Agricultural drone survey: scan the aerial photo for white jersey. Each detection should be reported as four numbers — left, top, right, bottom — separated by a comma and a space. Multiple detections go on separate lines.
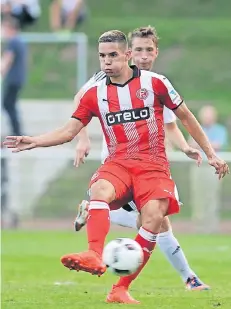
81, 71, 177, 163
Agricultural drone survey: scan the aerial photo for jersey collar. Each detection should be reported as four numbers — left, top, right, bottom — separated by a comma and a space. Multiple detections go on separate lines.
105, 65, 141, 87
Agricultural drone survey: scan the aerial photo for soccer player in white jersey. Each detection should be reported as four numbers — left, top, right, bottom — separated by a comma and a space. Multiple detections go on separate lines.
73, 26, 210, 291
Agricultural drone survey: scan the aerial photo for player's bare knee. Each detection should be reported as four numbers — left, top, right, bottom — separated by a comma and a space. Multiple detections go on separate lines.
160, 216, 171, 233
90, 179, 115, 203
142, 211, 164, 229
141, 199, 169, 232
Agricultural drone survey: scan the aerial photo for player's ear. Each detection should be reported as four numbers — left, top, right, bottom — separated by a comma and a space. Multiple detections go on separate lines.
156, 48, 159, 58
125, 49, 132, 61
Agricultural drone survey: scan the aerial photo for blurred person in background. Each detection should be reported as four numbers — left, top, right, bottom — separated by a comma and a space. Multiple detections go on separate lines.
1, 0, 41, 29
1, 16, 27, 136
49, 0, 87, 33
189, 105, 228, 152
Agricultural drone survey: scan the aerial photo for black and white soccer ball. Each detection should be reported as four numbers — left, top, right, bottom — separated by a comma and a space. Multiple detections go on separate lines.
102, 238, 143, 276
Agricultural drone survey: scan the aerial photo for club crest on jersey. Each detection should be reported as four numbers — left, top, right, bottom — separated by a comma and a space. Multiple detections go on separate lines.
106, 107, 150, 126
136, 88, 149, 100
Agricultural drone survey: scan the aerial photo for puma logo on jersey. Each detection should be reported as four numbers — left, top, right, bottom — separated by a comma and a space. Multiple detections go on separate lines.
164, 189, 173, 195
106, 107, 150, 126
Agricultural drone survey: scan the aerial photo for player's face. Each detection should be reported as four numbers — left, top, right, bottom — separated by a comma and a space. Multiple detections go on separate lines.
98, 42, 131, 77
131, 37, 158, 71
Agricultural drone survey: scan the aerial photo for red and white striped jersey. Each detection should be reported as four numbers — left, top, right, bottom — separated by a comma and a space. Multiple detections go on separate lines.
72, 66, 183, 166
82, 70, 177, 124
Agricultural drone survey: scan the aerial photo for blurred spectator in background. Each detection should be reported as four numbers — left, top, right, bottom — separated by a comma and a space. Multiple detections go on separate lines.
49, 0, 87, 33
1, 16, 27, 136
1, 0, 41, 29
188, 105, 228, 152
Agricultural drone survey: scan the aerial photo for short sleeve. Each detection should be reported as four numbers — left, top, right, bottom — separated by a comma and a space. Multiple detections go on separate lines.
81, 76, 96, 92
163, 106, 176, 124
72, 87, 97, 126
82, 71, 106, 92
153, 75, 183, 110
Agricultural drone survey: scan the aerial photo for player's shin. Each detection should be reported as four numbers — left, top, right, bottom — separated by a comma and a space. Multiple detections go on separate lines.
114, 199, 169, 288
115, 226, 158, 288
87, 200, 110, 256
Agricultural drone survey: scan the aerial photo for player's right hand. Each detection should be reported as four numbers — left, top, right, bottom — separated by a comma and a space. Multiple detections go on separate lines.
208, 155, 230, 179
183, 146, 202, 167
74, 138, 91, 167
3, 136, 37, 152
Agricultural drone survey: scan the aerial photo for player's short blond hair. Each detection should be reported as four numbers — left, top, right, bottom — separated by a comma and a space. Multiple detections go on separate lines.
98, 30, 128, 48
128, 26, 159, 47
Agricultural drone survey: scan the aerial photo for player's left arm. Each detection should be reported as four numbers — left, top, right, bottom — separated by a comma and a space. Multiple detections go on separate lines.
165, 121, 202, 165
164, 108, 192, 152
156, 76, 229, 178
165, 121, 188, 151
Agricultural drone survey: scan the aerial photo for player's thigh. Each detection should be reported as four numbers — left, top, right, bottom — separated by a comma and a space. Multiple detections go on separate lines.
141, 199, 169, 223
140, 199, 169, 233
89, 161, 132, 206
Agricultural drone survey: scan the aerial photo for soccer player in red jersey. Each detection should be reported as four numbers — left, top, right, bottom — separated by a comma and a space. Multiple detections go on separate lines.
73, 26, 210, 293
4, 30, 229, 304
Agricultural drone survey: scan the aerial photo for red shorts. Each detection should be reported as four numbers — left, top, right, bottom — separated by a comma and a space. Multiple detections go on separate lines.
89, 158, 179, 215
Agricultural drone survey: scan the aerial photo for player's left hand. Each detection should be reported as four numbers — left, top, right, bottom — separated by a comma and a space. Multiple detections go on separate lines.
3, 136, 37, 152
74, 138, 91, 167
183, 146, 203, 166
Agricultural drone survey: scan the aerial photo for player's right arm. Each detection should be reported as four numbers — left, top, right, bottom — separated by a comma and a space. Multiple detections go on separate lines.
73, 88, 91, 167
154, 75, 230, 179
4, 118, 84, 152
164, 120, 202, 166
4, 88, 96, 153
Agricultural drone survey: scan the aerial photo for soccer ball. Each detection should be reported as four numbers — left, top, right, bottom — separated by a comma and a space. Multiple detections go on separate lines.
102, 238, 143, 276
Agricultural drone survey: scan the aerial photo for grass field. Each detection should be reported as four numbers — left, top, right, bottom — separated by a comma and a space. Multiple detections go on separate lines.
2, 230, 231, 309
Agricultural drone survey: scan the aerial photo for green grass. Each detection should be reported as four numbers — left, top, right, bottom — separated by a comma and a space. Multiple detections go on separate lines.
2, 231, 231, 309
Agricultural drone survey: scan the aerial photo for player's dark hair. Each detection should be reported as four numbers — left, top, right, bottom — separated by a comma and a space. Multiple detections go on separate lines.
1, 15, 21, 30
98, 30, 128, 48
128, 26, 159, 47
